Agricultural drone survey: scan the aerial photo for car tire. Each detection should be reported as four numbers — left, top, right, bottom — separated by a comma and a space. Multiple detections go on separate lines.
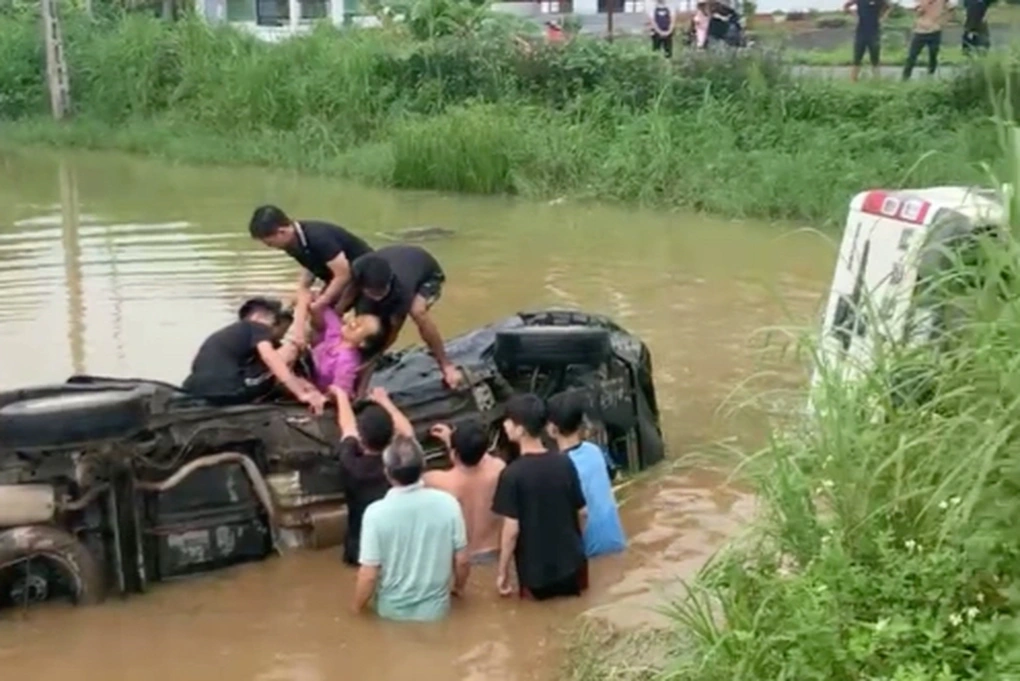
0, 388, 149, 449
494, 326, 611, 368
0, 525, 104, 607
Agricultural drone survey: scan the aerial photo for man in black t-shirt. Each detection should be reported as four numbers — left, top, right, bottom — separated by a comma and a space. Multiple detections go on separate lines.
844, 0, 889, 81
340, 245, 462, 389
330, 384, 415, 566
492, 393, 588, 601
248, 205, 373, 316
182, 297, 326, 412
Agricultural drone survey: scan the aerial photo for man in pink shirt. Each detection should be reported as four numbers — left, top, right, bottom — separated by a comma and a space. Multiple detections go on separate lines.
424, 420, 505, 565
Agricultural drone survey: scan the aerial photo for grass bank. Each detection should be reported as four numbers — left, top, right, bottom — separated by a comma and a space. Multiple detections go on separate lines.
0, 9, 1017, 225
566, 126, 1020, 679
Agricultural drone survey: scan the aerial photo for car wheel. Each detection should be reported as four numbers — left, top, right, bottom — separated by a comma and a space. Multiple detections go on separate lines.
494, 326, 611, 368
0, 526, 104, 608
0, 388, 149, 449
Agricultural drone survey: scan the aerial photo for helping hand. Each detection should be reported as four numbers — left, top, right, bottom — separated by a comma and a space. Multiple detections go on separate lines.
441, 364, 464, 390
300, 390, 327, 415
429, 423, 453, 447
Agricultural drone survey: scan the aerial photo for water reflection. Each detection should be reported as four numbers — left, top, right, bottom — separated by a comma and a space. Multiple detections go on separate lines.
0, 147, 834, 680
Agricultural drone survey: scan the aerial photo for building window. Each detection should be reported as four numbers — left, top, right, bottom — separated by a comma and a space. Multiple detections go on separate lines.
539, 0, 568, 11
226, 0, 255, 20
255, 0, 328, 24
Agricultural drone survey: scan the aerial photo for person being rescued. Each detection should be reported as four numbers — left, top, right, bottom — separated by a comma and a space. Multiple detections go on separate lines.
181, 295, 327, 413
302, 291, 384, 398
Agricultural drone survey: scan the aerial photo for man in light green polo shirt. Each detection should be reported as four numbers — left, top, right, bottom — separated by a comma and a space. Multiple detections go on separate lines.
353, 435, 470, 622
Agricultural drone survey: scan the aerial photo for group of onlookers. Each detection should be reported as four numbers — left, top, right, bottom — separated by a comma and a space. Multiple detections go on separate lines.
647, 0, 744, 58
844, 0, 995, 82
645, 0, 998, 83
341, 388, 626, 620
180, 206, 626, 622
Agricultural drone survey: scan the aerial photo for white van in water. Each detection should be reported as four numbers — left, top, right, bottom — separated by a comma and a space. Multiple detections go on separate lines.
812, 186, 1008, 393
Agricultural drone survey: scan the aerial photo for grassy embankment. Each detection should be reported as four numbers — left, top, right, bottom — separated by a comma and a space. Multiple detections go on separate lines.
0, 9, 1016, 226
566, 121, 1020, 679
760, 4, 1020, 66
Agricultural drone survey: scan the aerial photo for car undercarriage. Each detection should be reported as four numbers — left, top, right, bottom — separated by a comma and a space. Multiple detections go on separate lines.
0, 309, 664, 611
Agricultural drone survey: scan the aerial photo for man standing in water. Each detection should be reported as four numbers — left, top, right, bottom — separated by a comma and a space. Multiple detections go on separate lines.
844, 0, 889, 82
341, 245, 462, 389
248, 205, 373, 315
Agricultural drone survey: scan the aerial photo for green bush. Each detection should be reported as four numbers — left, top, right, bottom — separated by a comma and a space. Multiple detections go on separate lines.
0, 11, 1016, 225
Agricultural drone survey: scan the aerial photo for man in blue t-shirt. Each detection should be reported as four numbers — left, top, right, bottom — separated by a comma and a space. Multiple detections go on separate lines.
546, 391, 626, 558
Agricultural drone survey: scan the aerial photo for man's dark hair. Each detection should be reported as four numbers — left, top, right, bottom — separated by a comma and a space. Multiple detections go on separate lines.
356, 403, 395, 452
237, 296, 283, 321
505, 393, 547, 438
546, 389, 589, 436
355, 255, 393, 291
451, 419, 489, 467
249, 205, 290, 239
383, 435, 425, 486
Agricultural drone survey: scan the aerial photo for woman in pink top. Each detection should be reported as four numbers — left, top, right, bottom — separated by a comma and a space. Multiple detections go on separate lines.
309, 306, 381, 397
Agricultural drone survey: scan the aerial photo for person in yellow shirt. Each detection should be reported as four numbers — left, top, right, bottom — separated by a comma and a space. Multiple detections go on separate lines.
902, 0, 949, 80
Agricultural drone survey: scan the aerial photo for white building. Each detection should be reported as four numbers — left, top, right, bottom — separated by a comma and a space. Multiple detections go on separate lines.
194, 0, 647, 37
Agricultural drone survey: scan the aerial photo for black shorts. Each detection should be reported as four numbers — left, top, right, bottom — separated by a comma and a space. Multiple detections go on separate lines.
853, 29, 881, 66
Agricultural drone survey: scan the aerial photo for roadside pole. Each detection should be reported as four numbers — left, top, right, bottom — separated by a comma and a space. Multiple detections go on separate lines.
40, 0, 71, 120
607, 0, 614, 40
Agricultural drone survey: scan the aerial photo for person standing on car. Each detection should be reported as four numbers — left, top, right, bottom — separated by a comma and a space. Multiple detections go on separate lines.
339, 245, 463, 389
492, 394, 588, 601
844, 0, 889, 82
353, 435, 470, 621
248, 205, 373, 316
902, 0, 949, 80
332, 385, 414, 566
424, 419, 506, 565
182, 297, 326, 413
648, 0, 676, 58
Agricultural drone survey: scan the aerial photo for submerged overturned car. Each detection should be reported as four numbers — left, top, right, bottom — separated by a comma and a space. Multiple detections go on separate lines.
0, 309, 663, 610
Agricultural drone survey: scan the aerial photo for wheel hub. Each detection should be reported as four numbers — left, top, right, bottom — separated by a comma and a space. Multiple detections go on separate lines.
9, 571, 49, 604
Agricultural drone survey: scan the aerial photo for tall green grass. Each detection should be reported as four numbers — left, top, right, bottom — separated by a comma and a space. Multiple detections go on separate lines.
0, 9, 1017, 224
613, 118, 1020, 679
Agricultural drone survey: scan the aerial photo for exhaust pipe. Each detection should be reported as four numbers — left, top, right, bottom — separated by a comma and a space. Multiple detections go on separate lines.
0, 485, 56, 527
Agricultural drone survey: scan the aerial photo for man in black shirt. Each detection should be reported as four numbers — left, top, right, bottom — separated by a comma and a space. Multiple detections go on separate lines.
341, 245, 462, 389
492, 393, 588, 601
248, 205, 373, 316
182, 297, 327, 412
844, 0, 889, 81
330, 384, 415, 566
962, 0, 996, 55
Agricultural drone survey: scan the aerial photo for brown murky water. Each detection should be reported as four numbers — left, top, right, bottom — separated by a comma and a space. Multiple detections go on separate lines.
0, 148, 833, 680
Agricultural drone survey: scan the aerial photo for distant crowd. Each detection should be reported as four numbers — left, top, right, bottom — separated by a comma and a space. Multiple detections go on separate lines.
179, 209, 627, 621
639, 0, 999, 81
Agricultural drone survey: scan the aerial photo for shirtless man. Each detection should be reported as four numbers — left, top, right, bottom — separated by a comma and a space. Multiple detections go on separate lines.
424, 420, 505, 564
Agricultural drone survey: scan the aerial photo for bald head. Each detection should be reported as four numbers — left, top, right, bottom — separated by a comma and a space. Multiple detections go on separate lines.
382, 435, 425, 486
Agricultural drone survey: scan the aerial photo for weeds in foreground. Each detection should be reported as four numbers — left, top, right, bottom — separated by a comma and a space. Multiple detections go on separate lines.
653, 123, 1020, 679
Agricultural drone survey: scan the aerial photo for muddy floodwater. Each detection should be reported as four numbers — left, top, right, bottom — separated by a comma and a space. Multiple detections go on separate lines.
0, 148, 833, 680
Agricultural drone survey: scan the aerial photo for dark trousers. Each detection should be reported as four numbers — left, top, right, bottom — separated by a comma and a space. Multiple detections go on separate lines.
902, 31, 942, 80
852, 28, 880, 67
651, 33, 674, 58
962, 26, 990, 56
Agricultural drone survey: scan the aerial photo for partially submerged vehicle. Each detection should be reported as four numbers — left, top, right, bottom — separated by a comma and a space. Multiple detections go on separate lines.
0, 309, 663, 610
813, 186, 1008, 393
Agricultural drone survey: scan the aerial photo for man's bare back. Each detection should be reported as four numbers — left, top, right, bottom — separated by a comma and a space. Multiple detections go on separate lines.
425, 453, 505, 561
